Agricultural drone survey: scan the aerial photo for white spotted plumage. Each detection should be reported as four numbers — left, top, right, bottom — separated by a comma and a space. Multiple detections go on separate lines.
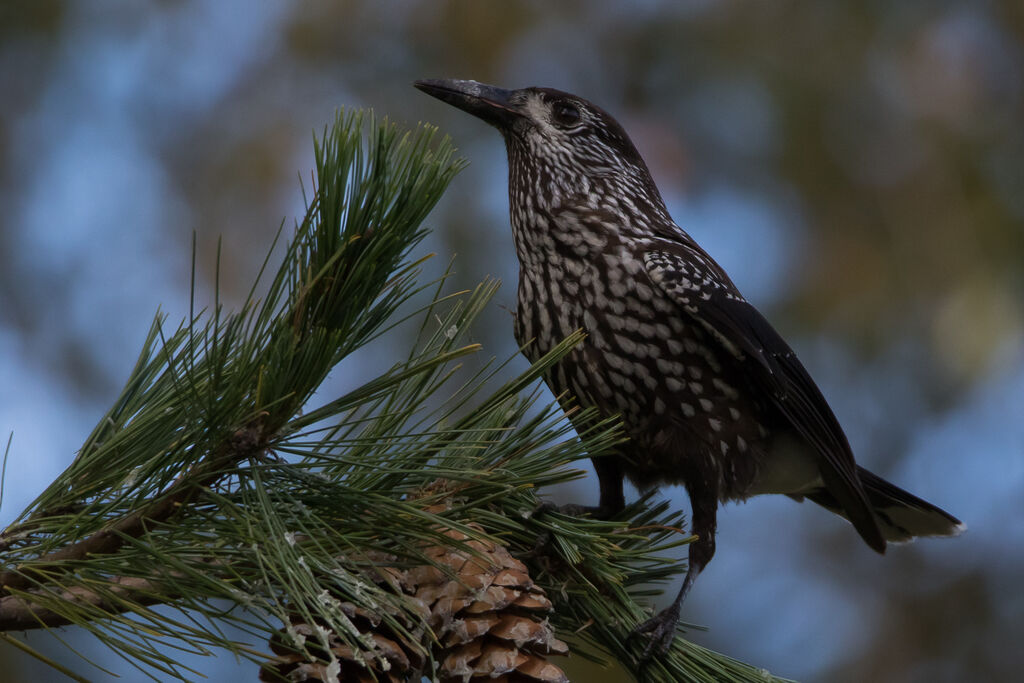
417, 77, 964, 655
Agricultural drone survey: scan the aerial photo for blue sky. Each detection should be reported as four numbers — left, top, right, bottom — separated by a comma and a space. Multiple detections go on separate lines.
1, 3, 1020, 681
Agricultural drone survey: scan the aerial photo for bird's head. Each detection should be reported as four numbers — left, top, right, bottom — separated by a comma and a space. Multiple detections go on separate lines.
415, 79, 665, 213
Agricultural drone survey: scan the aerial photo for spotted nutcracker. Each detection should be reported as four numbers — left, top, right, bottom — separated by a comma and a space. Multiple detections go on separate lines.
414, 79, 964, 655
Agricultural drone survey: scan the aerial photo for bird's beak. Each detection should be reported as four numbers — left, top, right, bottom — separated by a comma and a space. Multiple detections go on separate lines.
414, 79, 523, 129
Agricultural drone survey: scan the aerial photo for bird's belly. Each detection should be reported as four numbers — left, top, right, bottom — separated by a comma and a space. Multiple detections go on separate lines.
516, 263, 775, 499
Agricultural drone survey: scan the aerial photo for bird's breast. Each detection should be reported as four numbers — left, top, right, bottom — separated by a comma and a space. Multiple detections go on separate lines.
513, 240, 774, 499
514, 243, 678, 407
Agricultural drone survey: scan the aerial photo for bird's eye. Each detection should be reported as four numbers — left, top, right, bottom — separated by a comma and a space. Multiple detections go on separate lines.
552, 101, 581, 127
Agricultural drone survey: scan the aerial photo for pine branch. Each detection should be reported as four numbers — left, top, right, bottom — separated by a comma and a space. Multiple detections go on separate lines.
0, 575, 162, 631
0, 110, 791, 683
0, 416, 270, 596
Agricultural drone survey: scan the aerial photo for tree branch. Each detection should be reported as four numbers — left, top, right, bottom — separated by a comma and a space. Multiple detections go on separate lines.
0, 576, 164, 631
0, 417, 269, 596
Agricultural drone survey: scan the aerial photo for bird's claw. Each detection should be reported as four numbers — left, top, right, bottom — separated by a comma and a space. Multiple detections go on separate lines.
633, 605, 680, 659
526, 500, 598, 519
519, 501, 603, 559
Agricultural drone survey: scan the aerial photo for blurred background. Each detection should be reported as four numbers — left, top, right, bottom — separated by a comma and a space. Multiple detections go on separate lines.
1, 1, 1022, 681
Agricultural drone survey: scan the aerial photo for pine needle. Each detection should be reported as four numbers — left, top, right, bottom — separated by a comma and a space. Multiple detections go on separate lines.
0, 110, 790, 683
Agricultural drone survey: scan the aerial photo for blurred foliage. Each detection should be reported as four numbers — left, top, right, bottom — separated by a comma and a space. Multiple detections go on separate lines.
0, 1, 1021, 681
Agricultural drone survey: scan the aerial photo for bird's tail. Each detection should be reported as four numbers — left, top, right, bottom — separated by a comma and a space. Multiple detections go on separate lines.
803, 466, 966, 544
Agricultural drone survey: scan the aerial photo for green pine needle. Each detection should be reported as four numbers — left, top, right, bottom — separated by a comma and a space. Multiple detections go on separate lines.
0, 110, 791, 683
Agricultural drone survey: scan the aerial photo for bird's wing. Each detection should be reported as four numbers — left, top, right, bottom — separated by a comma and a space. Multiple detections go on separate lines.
643, 243, 885, 552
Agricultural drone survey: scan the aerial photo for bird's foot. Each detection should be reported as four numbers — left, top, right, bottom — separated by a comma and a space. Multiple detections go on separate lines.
526, 500, 606, 519
633, 603, 681, 659
519, 501, 609, 559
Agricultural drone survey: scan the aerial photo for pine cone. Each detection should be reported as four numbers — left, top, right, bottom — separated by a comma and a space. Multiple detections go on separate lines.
260, 518, 568, 682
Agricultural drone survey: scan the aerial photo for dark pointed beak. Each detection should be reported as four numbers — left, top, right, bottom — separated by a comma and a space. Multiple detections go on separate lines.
414, 79, 523, 129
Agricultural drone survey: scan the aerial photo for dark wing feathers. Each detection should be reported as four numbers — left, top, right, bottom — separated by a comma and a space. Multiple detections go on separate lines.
644, 244, 886, 553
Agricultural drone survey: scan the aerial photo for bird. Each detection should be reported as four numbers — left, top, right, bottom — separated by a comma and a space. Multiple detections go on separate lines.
414, 78, 965, 656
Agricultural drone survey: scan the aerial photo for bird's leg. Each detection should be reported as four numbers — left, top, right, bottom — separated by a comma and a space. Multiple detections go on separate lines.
592, 454, 626, 517
529, 454, 625, 518
523, 456, 625, 557
634, 489, 718, 658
